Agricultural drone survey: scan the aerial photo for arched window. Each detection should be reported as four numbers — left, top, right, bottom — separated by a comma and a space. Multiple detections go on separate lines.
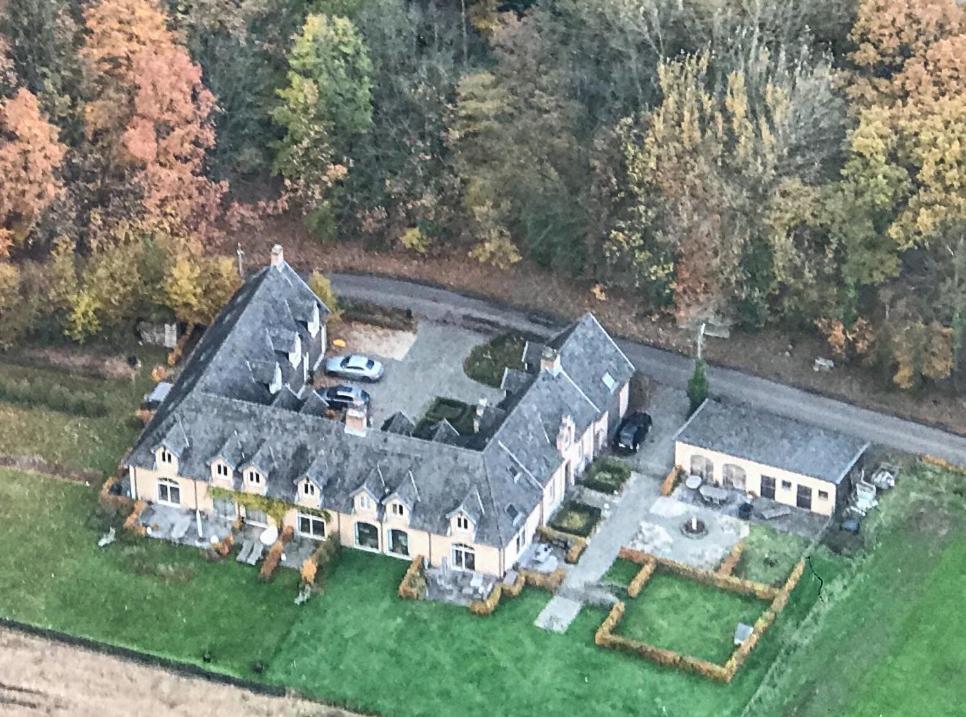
157, 478, 181, 505
722, 464, 747, 490
452, 543, 475, 571
690, 454, 714, 481
355, 521, 379, 550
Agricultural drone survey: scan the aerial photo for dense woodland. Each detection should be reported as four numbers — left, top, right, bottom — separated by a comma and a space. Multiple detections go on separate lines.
0, 0, 964, 391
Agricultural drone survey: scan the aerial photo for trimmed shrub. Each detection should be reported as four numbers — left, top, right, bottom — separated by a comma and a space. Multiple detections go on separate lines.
123, 500, 147, 536
98, 474, 133, 515
618, 547, 779, 601
717, 540, 746, 577
519, 566, 566, 592
535, 525, 588, 564
659, 466, 682, 497
581, 456, 632, 494
627, 559, 657, 598
258, 526, 294, 581
501, 571, 525, 599
469, 583, 503, 616
398, 555, 427, 600
341, 300, 415, 332
303, 534, 341, 589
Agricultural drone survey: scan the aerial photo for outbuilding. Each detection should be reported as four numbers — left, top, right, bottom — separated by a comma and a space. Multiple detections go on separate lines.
674, 398, 869, 516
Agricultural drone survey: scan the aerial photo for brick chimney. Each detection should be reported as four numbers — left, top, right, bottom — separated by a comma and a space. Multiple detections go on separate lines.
540, 346, 561, 376
270, 244, 284, 268
345, 400, 368, 437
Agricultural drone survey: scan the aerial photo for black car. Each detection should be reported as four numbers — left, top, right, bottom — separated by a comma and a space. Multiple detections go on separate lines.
318, 385, 370, 411
614, 411, 652, 452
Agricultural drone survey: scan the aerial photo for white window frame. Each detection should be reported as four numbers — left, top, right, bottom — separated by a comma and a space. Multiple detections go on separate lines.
455, 513, 470, 531
515, 530, 526, 553
452, 543, 476, 571
387, 528, 410, 556
297, 512, 326, 540
302, 481, 317, 497
390, 502, 405, 517
215, 462, 230, 478
357, 493, 372, 511
157, 478, 181, 506
159, 448, 174, 464
245, 508, 269, 527
247, 469, 262, 485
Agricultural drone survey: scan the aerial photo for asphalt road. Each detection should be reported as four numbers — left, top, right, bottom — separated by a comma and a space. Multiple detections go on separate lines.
331, 273, 966, 466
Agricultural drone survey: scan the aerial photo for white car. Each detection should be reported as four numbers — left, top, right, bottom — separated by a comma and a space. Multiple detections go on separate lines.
324, 354, 385, 382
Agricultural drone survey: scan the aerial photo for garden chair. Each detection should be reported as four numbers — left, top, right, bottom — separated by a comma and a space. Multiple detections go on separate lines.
236, 538, 254, 563
246, 543, 265, 565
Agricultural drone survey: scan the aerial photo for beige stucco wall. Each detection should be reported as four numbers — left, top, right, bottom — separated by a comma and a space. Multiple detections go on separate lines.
674, 441, 837, 516
131, 465, 215, 512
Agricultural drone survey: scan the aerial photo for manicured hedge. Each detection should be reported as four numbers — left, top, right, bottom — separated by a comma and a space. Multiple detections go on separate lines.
398, 555, 427, 600
581, 457, 632, 494
0, 373, 108, 417
548, 501, 602, 538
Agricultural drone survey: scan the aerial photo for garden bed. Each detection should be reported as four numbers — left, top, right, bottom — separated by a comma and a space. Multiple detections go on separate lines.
580, 456, 632, 494
547, 501, 602, 538
414, 397, 476, 437
463, 333, 526, 387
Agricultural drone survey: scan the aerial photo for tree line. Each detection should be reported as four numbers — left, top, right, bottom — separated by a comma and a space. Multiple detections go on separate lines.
0, 0, 964, 391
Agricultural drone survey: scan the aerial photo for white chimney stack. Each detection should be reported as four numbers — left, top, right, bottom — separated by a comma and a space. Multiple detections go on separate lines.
345, 400, 368, 437
540, 346, 561, 376
270, 244, 284, 268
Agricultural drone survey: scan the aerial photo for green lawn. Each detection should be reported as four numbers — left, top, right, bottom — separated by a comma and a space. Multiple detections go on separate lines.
616, 571, 769, 664
463, 333, 526, 387
0, 468, 830, 717
749, 464, 966, 717
602, 557, 642, 588
736, 525, 811, 586
0, 469, 301, 675
0, 350, 163, 475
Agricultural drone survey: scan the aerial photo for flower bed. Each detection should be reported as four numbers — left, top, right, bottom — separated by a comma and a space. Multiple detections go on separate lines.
535, 524, 588, 564
547, 501, 601, 538
580, 457, 632, 495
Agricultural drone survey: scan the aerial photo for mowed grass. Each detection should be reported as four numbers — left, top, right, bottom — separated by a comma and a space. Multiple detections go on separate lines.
616, 571, 769, 664
0, 351, 164, 474
736, 525, 811, 586
0, 469, 302, 676
749, 464, 966, 717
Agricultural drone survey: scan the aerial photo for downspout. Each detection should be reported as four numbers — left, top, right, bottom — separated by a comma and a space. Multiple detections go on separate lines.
427, 532, 433, 568
194, 478, 202, 539
129, 466, 138, 501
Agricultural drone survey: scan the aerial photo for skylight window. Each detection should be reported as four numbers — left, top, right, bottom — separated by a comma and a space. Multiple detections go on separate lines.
602, 371, 617, 393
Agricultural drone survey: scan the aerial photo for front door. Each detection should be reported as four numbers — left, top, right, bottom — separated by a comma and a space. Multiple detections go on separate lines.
760, 476, 776, 500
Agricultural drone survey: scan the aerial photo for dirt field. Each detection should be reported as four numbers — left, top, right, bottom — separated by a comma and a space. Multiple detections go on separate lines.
224, 216, 966, 435
0, 628, 353, 717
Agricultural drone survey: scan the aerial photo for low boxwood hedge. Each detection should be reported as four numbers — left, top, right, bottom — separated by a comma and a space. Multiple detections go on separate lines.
581, 457, 632, 494
548, 501, 602, 538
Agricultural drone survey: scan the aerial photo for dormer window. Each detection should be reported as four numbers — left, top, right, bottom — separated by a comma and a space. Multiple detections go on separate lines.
215, 463, 230, 478
308, 304, 320, 336
357, 493, 372, 510
247, 469, 262, 485
456, 514, 470, 531
302, 481, 316, 497
390, 502, 405, 517
160, 448, 174, 464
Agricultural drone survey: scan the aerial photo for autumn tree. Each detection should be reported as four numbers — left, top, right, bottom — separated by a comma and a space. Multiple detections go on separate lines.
273, 13, 372, 237
0, 88, 67, 256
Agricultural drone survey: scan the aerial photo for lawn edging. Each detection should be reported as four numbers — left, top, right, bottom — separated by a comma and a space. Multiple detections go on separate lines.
599, 548, 804, 683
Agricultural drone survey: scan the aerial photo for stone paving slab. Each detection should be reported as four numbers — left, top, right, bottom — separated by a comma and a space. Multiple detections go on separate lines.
535, 596, 582, 633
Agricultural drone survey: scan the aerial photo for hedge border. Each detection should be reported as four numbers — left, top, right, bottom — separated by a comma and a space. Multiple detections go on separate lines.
659, 466, 682, 497
468, 571, 527, 616
518, 566, 566, 592
716, 540, 746, 577
536, 524, 589, 564
258, 525, 294, 581
597, 548, 805, 682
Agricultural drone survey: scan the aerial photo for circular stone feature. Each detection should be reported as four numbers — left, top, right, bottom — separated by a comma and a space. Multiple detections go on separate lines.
680, 515, 708, 539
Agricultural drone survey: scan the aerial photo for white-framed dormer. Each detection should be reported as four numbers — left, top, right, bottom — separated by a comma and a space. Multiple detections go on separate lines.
269, 363, 283, 395
308, 302, 321, 337
385, 499, 408, 523
352, 487, 378, 515
242, 465, 268, 496
289, 332, 302, 368
155, 446, 178, 475
210, 457, 233, 487
449, 509, 475, 539
296, 476, 323, 509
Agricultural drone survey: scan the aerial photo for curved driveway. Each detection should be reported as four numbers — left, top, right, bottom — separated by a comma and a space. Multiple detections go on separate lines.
331, 273, 966, 466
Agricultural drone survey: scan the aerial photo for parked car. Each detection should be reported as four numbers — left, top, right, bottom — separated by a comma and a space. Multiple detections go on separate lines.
614, 411, 652, 452
318, 385, 370, 411
324, 354, 384, 381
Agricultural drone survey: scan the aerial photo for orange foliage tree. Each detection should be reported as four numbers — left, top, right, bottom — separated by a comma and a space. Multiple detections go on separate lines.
80, 0, 225, 244
0, 88, 67, 256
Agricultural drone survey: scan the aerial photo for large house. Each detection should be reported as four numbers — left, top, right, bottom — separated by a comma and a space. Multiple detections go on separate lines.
674, 398, 869, 516
124, 246, 635, 577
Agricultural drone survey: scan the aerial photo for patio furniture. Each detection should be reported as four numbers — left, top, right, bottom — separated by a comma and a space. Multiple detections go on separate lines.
470, 572, 484, 591
738, 502, 754, 520
259, 525, 279, 546
97, 527, 116, 548
236, 539, 255, 563
699, 484, 730, 506
542, 555, 559, 573
246, 543, 265, 565
760, 506, 791, 520
685, 474, 703, 490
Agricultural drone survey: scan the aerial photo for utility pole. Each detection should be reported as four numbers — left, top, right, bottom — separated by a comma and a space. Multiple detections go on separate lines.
236, 243, 245, 279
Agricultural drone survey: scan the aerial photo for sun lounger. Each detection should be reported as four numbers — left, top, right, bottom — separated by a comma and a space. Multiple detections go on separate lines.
246, 542, 265, 565
236, 538, 254, 563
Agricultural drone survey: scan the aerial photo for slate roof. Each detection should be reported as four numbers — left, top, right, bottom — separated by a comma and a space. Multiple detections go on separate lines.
127, 255, 636, 550
675, 398, 869, 485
